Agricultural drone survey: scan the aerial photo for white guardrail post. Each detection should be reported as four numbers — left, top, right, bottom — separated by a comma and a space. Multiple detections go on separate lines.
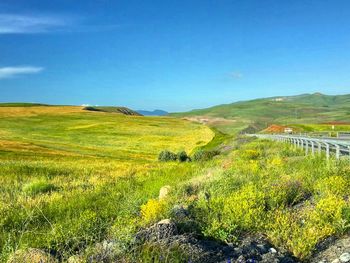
325, 143, 330, 160
335, 144, 340, 160
311, 141, 315, 155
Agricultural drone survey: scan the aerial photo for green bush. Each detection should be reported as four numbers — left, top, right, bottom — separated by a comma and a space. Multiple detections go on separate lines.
240, 149, 261, 160
266, 178, 309, 209
177, 151, 190, 162
22, 180, 57, 196
192, 150, 220, 161
158, 150, 177, 162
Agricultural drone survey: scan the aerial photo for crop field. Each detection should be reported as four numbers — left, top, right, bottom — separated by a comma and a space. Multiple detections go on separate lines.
0, 106, 214, 261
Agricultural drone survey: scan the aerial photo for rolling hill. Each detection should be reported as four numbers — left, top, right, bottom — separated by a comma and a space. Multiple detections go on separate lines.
0, 103, 143, 117
172, 93, 350, 133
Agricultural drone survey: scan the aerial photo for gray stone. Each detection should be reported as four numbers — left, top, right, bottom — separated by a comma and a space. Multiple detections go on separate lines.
171, 204, 189, 219
159, 185, 171, 200
332, 259, 340, 263
340, 252, 350, 263
269, 247, 277, 254
256, 244, 269, 254
135, 218, 178, 243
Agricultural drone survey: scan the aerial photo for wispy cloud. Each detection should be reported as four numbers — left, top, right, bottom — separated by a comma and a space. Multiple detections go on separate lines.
0, 14, 71, 34
0, 66, 44, 79
229, 71, 243, 79
0, 13, 120, 34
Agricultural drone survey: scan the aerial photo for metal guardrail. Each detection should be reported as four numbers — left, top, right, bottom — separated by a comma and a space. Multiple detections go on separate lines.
250, 134, 350, 160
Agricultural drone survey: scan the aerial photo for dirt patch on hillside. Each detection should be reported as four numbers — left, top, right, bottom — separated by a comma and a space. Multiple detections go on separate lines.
263, 124, 289, 133
183, 116, 236, 126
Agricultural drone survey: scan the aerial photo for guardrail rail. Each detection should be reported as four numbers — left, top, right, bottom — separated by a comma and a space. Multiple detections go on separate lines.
250, 134, 350, 160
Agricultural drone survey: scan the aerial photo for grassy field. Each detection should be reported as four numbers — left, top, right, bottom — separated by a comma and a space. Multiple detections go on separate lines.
0, 105, 349, 262
0, 106, 214, 261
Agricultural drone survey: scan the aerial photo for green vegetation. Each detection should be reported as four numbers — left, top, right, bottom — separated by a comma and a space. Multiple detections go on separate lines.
22, 180, 57, 196
148, 138, 350, 261
176, 151, 190, 162
158, 150, 178, 162
0, 106, 213, 262
192, 149, 220, 161
0, 103, 349, 262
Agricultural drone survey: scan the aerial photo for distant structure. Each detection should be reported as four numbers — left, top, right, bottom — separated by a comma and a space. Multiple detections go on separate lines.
284, 127, 293, 134
273, 97, 285, 102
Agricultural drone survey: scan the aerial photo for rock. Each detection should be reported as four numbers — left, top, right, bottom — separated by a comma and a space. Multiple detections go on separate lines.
269, 247, 277, 254
134, 227, 298, 263
7, 248, 57, 263
158, 218, 171, 225
86, 239, 122, 262
256, 244, 269, 254
171, 204, 189, 219
237, 255, 246, 262
340, 253, 350, 263
67, 255, 84, 263
311, 236, 350, 263
159, 185, 171, 200
135, 218, 177, 243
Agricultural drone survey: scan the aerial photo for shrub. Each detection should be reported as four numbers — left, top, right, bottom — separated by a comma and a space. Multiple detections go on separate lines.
23, 180, 57, 196
314, 175, 349, 197
266, 178, 309, 209
240, 149, 261, 160
177, 151, 190, 162
158, 150, 177, 162
192, 150, 220, 162
222, 185, 266, 231
140, 199, 167, 225
267, 195, 348, 260
308, 194, 346, 228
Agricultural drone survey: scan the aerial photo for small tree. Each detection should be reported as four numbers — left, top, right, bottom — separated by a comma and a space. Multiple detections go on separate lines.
158, 150, 177, 162
177, 151, 190, 162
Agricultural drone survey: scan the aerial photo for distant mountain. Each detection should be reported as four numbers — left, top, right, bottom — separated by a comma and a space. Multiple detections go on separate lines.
136, 109, 168, 116
171, 93, 350, 133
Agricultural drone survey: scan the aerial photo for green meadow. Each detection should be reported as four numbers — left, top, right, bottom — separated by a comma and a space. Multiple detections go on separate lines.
0, 106, 213, 261
0, 105, 349, 262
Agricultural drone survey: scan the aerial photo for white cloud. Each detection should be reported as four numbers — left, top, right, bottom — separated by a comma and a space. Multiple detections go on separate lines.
0, 14, 70, 34
0, 14, 120, 34
0, 66, 44, 79
229, 71, 243, 79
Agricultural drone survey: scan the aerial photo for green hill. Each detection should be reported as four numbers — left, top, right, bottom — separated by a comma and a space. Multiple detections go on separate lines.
172, 93, 350, 133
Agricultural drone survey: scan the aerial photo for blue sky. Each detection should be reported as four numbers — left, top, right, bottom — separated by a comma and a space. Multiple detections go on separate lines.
1, 0, 350, 112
